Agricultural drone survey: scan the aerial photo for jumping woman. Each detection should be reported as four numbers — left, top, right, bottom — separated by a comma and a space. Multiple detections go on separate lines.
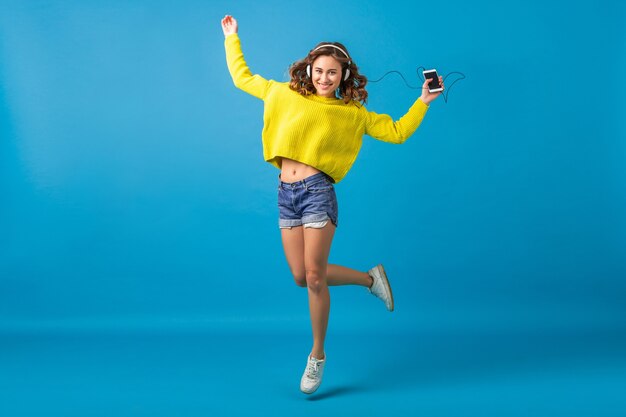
220, 15, 443, 394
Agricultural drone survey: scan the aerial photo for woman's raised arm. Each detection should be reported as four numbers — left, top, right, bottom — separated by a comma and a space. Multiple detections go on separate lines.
221, 15, 271, 100
364, 77, 444, 144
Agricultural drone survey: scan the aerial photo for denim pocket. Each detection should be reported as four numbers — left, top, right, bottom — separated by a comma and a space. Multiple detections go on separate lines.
306, 180, 333, 193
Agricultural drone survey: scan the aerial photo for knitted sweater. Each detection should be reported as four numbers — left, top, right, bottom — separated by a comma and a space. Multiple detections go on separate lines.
224, 33, 429, 183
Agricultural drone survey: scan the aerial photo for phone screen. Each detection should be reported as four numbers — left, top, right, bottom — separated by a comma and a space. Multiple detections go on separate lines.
424, 71, 441, 90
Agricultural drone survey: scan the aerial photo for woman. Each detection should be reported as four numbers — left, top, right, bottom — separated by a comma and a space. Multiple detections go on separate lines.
220, 15, 443, 394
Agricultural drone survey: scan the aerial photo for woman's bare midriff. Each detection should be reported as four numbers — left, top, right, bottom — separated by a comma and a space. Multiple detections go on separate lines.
279, 157, 322, 183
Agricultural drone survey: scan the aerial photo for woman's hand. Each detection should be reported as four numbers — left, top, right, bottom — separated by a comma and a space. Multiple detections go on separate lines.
420, 76, 444, 105
221, 15, 238, 38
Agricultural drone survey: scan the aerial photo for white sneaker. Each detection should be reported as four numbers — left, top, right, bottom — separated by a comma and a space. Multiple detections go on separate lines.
300, 354, 326, 394
368, 264, 394, 311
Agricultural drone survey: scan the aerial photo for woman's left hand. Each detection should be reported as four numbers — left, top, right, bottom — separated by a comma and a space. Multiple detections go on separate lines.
420, 76, 444, 105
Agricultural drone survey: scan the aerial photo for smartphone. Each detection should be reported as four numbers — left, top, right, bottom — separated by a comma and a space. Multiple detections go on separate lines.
423, 69, 443, 93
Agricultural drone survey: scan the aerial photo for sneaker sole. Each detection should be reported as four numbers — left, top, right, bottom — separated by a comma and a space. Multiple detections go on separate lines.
376, 264, 394, 312
300, 385, 320, 395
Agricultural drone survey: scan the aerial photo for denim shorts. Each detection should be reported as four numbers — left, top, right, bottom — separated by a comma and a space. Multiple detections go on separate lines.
278, 172, 339, 229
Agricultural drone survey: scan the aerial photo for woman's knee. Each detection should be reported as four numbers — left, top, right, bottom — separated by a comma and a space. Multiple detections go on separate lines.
292, 269, 307, 287
305, 268, 327, 292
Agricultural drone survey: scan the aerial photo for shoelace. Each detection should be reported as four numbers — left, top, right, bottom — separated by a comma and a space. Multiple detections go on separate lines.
305, 359, 321, 379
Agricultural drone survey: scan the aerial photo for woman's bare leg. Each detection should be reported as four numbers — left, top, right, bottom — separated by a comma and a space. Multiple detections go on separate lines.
280, 224, 373, 360
303, 222, 335, 360
280, 227, 372, 288
327, 264, 373, 287
280, 226, 306, 287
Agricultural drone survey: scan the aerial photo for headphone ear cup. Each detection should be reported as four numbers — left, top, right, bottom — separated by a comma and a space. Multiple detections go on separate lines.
344, 68, 350, 81
306, 64, 311, 78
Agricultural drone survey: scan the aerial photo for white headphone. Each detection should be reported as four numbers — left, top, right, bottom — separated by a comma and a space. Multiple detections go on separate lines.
306, 44, 351, 81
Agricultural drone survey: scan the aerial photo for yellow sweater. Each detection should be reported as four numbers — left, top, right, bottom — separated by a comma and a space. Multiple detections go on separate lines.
224, 33, 429, 183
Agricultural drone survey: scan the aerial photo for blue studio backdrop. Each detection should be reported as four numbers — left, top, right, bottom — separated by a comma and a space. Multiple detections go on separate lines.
1, 0, 625, 416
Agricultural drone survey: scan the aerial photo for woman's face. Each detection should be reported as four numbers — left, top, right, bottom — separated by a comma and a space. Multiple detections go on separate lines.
311, 55, 342, 98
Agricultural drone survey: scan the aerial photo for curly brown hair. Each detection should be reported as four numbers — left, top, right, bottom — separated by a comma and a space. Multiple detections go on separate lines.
288, 42, 368, 105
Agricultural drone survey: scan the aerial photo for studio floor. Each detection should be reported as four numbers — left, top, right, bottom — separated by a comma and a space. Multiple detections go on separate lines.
2, 325, 625, 417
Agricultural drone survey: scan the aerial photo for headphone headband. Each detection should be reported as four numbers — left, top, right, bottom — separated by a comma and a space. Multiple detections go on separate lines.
311, 44, 351, 61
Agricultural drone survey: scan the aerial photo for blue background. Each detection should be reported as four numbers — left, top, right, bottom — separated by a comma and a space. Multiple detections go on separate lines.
1, 0, 625, 416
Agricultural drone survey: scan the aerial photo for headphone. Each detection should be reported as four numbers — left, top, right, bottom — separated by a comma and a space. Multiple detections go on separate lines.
306, 44, 352, 81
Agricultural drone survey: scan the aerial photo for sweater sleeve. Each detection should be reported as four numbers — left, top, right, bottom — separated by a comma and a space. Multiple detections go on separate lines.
224, 33, 271, 100
364, 98, 429, 144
